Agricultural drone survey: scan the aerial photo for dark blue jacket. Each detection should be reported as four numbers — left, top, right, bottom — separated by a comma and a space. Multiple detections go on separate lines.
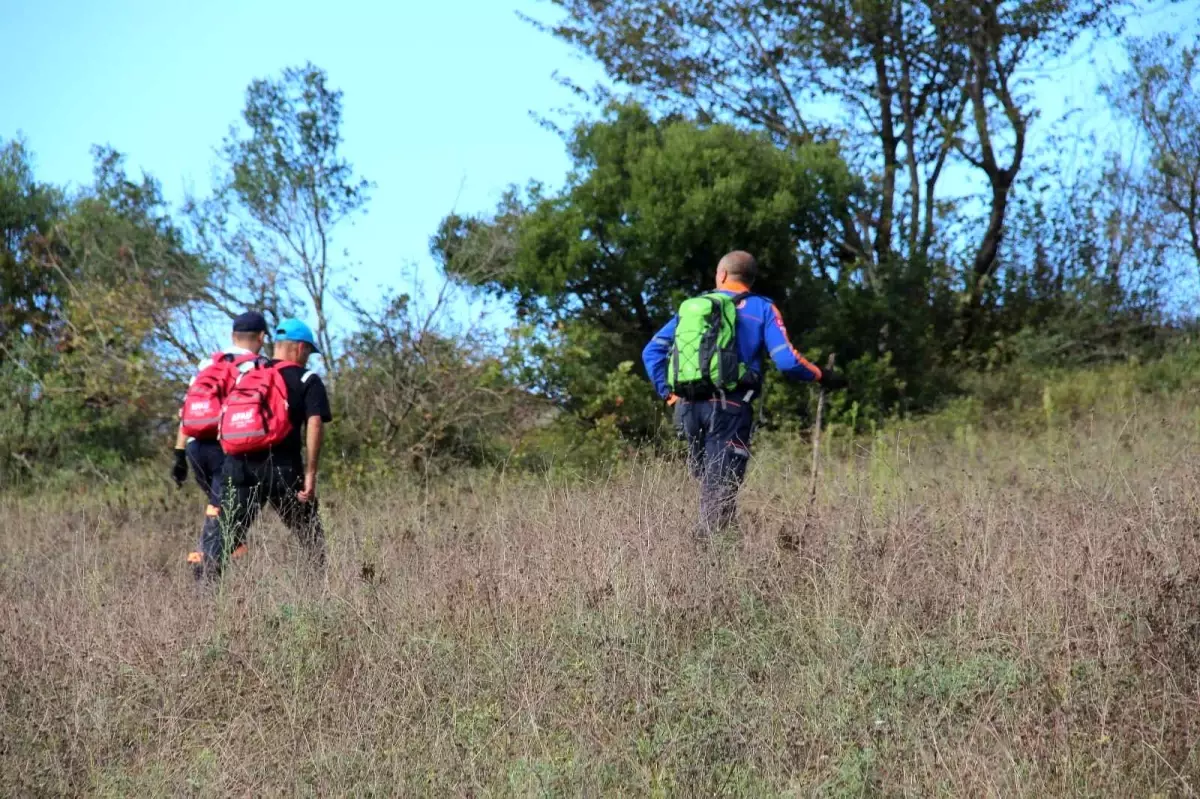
642, 282, 822, 399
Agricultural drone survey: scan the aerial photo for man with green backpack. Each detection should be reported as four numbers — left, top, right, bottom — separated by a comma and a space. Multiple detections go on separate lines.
642, 251, 847, 539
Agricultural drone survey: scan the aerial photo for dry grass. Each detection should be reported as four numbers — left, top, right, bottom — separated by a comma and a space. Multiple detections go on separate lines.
5, 391, 1200, 796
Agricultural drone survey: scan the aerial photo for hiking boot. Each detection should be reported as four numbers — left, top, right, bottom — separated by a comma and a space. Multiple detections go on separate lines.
187, 551, 206, 582
187, 545, 247, 582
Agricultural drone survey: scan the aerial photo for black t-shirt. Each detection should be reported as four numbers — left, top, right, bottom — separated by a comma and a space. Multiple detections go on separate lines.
266, 361, 333, 462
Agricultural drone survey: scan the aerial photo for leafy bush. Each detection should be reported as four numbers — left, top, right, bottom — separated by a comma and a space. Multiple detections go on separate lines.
330, 292, 536, 479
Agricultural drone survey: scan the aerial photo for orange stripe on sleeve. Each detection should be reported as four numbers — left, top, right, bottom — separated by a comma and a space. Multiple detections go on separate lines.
770, 305, 822, 380
799, 355, 823, 381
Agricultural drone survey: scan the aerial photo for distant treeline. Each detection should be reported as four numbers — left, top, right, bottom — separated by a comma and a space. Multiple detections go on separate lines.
3, 3, 1199, 487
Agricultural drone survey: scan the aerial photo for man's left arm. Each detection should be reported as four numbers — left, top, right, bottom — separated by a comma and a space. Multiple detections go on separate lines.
298, 416, 323, 503
298, 372, 333, 503
171, 424, 189, 487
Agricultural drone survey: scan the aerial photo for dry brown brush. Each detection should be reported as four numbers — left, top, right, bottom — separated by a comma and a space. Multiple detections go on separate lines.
4, 392, 1200, 795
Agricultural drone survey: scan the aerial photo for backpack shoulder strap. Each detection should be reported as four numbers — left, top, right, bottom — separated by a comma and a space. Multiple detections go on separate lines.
200, 351, 228, 368
729, 291, 752, 305
240, 355, 272, 374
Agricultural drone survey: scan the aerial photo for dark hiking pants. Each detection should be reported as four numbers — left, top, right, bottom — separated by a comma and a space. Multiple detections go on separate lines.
677, 392, 754, 538
185, 438, 226, 505
195, 455, 326, 580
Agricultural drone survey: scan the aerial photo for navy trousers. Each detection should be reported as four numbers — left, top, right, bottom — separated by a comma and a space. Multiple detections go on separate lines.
676, 392, 754, 538
185, 439, 226, 505
195, 454, 325, 580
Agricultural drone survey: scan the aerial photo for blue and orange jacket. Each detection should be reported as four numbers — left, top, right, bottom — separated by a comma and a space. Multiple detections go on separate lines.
642, 280, 822, 399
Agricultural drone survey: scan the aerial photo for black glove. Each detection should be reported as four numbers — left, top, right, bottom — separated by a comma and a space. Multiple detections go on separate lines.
171, 448, 189, 487
818, 369, 849, 391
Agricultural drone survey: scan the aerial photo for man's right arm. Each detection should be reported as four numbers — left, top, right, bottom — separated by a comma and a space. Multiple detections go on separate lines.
641, 317, 678, 399
171, 359, 207, 485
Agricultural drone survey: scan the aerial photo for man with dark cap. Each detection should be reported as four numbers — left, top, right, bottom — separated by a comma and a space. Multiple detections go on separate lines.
171, 311, 268, 512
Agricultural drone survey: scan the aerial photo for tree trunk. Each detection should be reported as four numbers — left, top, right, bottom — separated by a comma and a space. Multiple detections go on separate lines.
895, 3, 922, 257
872, 37, 897, 267
958, 18, 1025, 347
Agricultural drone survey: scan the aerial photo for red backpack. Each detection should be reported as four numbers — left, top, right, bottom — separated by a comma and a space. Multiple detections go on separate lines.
218, 359, 293, 455
180, 352, 258, 439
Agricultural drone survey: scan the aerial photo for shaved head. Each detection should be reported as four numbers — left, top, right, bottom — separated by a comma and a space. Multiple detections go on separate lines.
717, 250, 758, 287
275, 339, 314, 367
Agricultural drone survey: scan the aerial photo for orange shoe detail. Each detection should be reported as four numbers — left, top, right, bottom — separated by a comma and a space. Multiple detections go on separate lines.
186, 552, 203, 565
205, 504, 220, 518
231, 544, 248, 559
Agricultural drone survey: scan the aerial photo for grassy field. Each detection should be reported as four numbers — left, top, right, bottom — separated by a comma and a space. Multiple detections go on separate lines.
5, 366, 1200, 795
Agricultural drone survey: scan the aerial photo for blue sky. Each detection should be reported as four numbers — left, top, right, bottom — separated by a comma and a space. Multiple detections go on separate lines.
1, 0, 602, 331
3, 0, 1197, 339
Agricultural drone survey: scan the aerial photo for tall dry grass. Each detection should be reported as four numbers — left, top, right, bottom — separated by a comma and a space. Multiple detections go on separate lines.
4, 391, 1200, 795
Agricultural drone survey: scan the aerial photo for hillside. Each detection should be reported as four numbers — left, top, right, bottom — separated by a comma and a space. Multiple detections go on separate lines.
4, 353, 1200, 795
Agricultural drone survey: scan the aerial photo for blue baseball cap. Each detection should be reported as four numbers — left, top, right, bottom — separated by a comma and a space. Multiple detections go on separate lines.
274, 318, 320, 353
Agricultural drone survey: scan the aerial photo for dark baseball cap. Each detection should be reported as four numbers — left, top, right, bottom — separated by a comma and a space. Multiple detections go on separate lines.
232, 311, 268, 333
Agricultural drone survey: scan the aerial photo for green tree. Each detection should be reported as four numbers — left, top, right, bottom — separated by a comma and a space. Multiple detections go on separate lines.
985, 145, 1172, 366
0, 142, 209, 485
1107, 34, 1200, 278
203, 62, 372, 374
0, 138, 65, 360
334, 283, 530, 476
537, 0, 1131, 345
436, 103, 858, 409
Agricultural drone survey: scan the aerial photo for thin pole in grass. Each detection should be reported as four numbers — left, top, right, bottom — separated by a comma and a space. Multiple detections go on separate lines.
781, 353, 835, 552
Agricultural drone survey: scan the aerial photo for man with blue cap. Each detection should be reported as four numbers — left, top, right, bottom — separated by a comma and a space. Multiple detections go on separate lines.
191, 317, 333, 580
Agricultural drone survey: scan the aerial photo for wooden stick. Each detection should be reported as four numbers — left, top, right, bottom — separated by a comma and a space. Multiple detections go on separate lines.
782, 353, 835, 552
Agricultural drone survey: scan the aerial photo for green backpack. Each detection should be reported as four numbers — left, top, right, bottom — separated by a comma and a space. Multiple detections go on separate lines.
667, 291, 750, 399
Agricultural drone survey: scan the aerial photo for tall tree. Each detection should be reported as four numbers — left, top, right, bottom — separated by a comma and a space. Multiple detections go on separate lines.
434, 104, 860, 409
987, 145, 1173, 362
210, 62, 372, 375
0, 138, 64, 362
942, 0, 1128, 340
1106, 33, 1200, 279
0, 142, 211, 483
538, 0, 1130, 344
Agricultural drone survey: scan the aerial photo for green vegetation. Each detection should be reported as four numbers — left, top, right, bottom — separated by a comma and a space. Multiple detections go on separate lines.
1, 142, 209, 485
4, 8, 1199, 484
5, 3, 1200, 792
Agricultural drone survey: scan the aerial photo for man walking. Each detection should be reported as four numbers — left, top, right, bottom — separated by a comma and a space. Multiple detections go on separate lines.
642, 251, 846, 539
172, 311, 267, 509
190, 318, 333, 580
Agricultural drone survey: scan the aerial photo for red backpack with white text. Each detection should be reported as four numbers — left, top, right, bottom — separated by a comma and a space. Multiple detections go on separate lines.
179, 352, 258, 439
218, 359, 293, 455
